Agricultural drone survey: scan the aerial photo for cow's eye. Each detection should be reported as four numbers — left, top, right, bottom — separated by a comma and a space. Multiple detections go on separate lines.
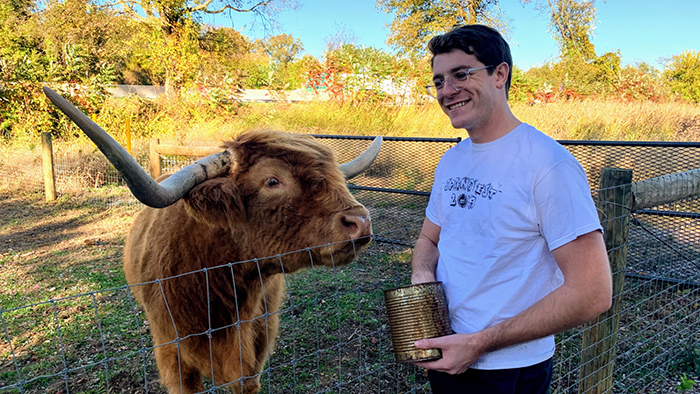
266, 178, 280, 188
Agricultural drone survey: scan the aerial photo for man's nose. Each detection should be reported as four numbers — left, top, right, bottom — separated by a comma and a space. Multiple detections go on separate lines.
443, 77, 462, 95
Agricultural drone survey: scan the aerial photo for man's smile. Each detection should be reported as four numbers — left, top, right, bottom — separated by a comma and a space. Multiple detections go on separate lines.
447, 100, 470, 111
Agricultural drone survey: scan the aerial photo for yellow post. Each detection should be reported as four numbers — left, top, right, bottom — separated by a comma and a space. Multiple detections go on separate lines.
125, 117, 132, 154
91, 113, 97, 123
41, 132, 56, 201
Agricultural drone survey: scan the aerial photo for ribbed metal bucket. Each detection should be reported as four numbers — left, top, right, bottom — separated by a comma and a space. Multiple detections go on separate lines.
384, 281, 453, 363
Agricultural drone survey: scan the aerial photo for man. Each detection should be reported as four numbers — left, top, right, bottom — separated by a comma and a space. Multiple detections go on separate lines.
410, 24, 613, 393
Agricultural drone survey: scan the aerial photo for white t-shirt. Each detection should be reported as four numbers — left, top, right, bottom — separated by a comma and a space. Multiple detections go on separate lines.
425, 123, 602, 370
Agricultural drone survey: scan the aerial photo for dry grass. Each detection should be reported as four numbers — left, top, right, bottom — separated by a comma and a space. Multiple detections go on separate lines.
6, 97, 697, 149
134, 98, 700, 143
513, 99, 700, 141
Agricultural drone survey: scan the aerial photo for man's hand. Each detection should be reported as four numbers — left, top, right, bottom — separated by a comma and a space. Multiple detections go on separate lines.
412, 332, 487, 375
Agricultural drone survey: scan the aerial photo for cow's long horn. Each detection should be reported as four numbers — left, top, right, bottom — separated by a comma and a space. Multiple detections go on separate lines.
42, 87, 232, 208
339, 136, 383, 180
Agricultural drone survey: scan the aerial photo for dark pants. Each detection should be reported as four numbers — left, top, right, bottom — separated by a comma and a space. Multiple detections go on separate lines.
427, 358, 553, 394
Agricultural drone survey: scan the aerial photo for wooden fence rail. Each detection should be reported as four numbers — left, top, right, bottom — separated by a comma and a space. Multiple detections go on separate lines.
148, 138, 224, 179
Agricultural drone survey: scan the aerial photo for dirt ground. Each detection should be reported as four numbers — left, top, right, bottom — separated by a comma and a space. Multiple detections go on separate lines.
0, 191, 140, 301
1, 191, 135, 251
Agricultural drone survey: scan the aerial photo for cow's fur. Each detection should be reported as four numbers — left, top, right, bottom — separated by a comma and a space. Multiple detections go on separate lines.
124, 130, 373, 393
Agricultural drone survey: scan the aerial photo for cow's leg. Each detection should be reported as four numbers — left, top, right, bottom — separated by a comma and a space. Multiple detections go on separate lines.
154, 341, 204, 394
253, 275, 285, 372
228, 375, 261, 394
232, 276, 285, 394
215, 276, 285, 394
211, 324, 262, 394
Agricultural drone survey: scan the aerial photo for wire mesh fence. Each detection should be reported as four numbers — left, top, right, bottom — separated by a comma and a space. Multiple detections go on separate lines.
2, 135, 700, 392
1, 227, 428, 394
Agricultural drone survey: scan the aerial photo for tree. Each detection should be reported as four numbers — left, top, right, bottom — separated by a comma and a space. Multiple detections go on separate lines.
324, 22, 358, 52
36, 0, 134, 83
311, 43, 425, 103
664, 50, 700, 103
260, 33, 303, 65
544, 0, 596, 62
199, 25, 251, 85
103, 0, 294, 92
376, 0, 506, 55
110, 0, 292, 37
1, 0, 133, 139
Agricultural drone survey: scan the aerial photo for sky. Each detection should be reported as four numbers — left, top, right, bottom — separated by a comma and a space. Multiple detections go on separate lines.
203, 0, 700, 71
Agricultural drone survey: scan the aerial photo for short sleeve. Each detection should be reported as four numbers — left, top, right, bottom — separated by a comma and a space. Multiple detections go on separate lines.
534, 159, 602, 251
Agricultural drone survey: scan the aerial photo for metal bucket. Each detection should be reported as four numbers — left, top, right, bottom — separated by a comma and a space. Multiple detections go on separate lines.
384, 281, 453, 363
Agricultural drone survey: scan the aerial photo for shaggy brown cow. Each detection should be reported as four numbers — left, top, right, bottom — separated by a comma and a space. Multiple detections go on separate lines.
43, 88, 382, 394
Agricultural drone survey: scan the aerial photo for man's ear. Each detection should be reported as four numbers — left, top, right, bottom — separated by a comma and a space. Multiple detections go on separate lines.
494, 62, 510, 90
184, 178, 246, 228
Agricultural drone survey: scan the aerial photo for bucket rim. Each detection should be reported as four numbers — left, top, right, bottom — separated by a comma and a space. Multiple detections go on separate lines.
384, 281, 443, 295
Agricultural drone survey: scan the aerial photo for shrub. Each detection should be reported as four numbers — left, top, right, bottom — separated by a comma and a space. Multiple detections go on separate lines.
664, 50, 700, 103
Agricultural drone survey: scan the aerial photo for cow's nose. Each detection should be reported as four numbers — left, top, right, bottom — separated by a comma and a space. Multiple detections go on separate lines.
339, 210, 372, 241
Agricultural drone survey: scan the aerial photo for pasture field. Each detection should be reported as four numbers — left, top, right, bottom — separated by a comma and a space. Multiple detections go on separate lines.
101, 98, 700, 143
2, 98, 700, 393
0, 190, 430, 393
2, 189, 700, 393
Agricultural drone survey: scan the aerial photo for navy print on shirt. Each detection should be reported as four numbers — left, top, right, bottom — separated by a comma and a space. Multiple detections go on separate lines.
444, 176, 502, 209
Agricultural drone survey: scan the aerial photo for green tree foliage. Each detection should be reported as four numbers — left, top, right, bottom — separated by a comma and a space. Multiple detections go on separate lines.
129, 18, 202, 90
0, 0, 133, 140
0, 0, 41, 83
314, 44, 426, 103
613, 63, 668, 102
241, 33, 305, 90
105, 0, 293, 91
544, 0, 596, 62
519, 0, 636, 101
38, 0, 134, 81
509, 66, 541, 102
110, 0, 291, 37
377, 0, 506, 55
664, 50, 700, 103
1, 0, 133, 86
198, 25, 250, 88
261, 33, 303, 65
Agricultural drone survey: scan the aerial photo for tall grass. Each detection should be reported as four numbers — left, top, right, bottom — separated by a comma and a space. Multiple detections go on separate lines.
126, 98, 700, 143
512, 99, 700, 141
5, 96, 700, 149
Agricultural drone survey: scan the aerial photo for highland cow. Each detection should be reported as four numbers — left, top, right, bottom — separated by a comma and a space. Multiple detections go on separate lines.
43, 87, 382, 393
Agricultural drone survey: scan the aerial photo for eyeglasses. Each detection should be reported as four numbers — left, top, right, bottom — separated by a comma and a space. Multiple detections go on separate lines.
425, 65, 496, 99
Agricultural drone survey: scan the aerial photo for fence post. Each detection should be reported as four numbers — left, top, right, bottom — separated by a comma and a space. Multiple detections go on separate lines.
41, 132, 56, 201
149, 138, 161, 179
578, 167, 633, 393
125, 117, 132, 155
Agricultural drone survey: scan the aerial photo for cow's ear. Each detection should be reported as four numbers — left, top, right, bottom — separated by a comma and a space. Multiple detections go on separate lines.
184, 178, 245, 228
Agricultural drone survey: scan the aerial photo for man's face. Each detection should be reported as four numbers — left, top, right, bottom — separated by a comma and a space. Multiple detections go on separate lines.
431, 49, 498, 132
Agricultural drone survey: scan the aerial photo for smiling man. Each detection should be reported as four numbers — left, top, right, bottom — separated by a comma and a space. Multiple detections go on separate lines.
410, 25, 613, 393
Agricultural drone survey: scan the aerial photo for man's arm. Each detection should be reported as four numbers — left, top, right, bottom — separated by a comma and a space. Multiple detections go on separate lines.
413, 230, 612, 374
411, 217, 441, 284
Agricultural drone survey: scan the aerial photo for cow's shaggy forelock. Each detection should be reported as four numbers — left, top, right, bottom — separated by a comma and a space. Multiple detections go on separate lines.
223, 129, 345, 188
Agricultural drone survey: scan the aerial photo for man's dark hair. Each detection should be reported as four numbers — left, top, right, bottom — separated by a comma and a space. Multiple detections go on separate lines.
428, 24, 513, 97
